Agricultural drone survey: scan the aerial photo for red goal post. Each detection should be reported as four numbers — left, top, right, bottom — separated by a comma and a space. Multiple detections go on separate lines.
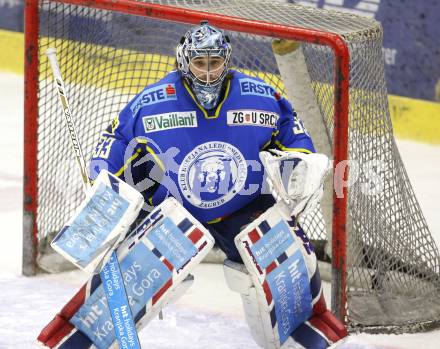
24, 0, 440, 333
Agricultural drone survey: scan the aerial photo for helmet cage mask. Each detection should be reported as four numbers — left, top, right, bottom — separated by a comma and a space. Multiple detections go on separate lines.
176, 23, 232, 109
188, 49, 227, 86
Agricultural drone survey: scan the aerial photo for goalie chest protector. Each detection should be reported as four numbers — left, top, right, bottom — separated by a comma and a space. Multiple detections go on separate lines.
95, 70, 315, 223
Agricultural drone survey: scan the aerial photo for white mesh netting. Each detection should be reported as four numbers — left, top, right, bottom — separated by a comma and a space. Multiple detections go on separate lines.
28, 0, 440, 332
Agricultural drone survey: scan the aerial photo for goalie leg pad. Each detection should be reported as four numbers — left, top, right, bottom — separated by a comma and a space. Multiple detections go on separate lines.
286, 309, 348, 349
37, 274, 194, 348
288, 321, 333, 349
231, 204, 347, 349
223, 259, 273, 349
224, 262, 347, 349
224, 259, 337, 349
37, 198, 214, 349
318, 310, 348, 339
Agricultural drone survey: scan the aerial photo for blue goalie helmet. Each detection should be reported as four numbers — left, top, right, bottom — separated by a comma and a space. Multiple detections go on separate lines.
176, 21, 232, 110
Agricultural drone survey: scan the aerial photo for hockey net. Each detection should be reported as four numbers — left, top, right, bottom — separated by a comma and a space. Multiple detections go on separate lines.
24, 0, 440, 333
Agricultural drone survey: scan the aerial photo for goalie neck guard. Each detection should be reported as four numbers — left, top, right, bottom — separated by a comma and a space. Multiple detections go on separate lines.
176, 20, 232, 110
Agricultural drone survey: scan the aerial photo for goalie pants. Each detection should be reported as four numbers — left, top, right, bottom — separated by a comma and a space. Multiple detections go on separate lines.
205, 194, 276, 263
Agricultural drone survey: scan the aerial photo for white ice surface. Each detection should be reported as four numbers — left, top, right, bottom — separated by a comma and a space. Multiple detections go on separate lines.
0, 72, 439, 348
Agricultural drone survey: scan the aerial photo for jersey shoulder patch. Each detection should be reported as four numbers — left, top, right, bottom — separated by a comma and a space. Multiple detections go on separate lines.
235, 73, 282, 101
130, 72, 180, 117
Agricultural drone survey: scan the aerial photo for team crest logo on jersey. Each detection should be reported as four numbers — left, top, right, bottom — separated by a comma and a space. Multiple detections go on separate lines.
239, 78, 281, 100
227, 110, 279, 128
143, 111, 197, 133
131, 83, 177, 117
178, 142, 247, 209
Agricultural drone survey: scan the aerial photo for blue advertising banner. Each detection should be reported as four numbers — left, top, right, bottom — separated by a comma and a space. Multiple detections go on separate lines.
0, 0, 23, 32
292, 0, 440, 101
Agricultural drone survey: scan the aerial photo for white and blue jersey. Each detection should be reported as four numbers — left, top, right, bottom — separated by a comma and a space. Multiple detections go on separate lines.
90, 70, 315, 223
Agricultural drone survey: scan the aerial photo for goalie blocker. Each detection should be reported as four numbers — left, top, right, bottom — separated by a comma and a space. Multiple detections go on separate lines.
51, 169, 144, 273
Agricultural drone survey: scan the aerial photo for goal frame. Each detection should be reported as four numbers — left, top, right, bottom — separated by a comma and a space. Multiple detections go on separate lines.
23, 0, 350, 322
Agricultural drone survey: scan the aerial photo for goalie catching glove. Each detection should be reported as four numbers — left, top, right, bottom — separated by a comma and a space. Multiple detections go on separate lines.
260, 150, 331, 219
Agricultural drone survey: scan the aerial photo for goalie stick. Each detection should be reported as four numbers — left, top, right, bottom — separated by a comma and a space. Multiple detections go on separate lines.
45, 48, 141, 349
